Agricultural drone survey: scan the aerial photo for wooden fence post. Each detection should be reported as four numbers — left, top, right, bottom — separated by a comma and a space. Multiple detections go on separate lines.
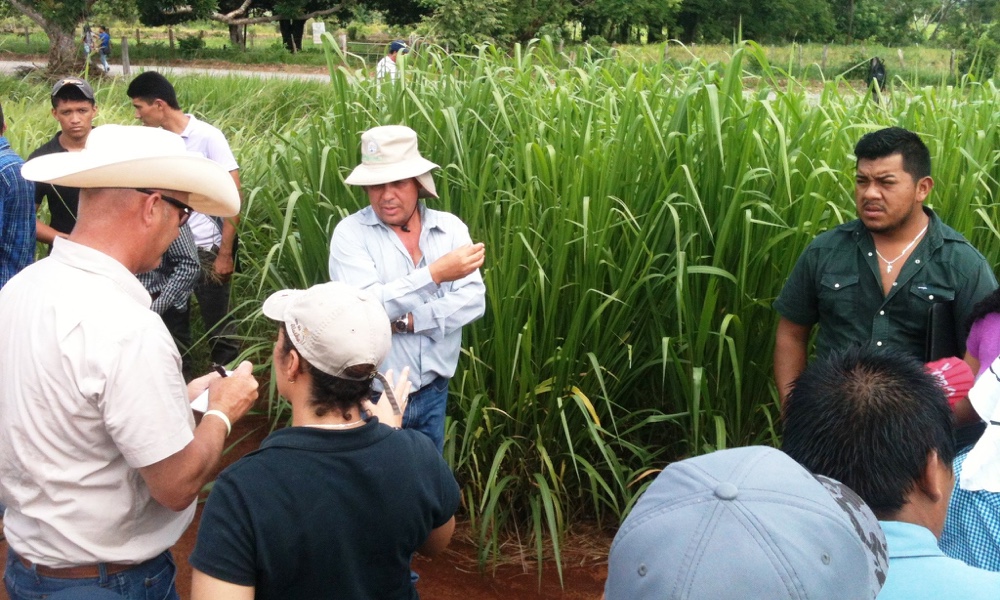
897, 48, 905, 69
121, 37, 130, 76
822, 44, 828, 71
135, 28, 140, 45
338, 33, 347, 54
23, 25, 29, 49
950, 49, 956, 77
168, 26, 175, 51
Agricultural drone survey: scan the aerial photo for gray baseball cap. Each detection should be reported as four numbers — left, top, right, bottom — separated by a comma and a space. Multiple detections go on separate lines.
51, 77, 95, 101
604, 446, 887, 599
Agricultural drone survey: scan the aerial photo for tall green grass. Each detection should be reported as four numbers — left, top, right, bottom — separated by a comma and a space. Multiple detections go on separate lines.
5, 38, 1000, 574
235, 37, 1000, 574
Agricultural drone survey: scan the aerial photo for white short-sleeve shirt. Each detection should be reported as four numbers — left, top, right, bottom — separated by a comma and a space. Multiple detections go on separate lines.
0, 238, 196, 566
180, 114, 239, 250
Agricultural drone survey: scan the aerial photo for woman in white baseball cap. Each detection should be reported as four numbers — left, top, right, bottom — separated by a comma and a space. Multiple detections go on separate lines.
190, 281, 461, 600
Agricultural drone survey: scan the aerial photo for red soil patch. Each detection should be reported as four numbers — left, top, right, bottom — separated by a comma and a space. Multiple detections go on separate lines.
0, 413, 609, 599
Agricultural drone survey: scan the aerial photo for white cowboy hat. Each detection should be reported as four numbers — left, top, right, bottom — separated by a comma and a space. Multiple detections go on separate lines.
344, 125, 439, 198
21, 124, 240, 217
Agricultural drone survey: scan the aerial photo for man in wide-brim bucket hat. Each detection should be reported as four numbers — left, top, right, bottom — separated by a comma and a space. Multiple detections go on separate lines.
329, 124, 486, 454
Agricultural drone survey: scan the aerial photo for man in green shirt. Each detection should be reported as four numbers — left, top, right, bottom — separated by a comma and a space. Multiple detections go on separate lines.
773, 127, 997, 403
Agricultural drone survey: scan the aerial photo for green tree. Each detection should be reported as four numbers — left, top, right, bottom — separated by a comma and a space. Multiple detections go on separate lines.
675, 0, 835, 43
6, 0, 99, 74
576, 0, 681, 43
422, 0, 510, 49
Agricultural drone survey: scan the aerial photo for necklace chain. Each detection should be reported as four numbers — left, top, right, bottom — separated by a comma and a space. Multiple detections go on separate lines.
305, 419, 364, 430
875, 224, 928, 273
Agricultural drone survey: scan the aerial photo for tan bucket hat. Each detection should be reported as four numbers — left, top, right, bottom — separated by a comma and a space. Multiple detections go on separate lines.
344, 125, 439, 198
20, 124, 240, 217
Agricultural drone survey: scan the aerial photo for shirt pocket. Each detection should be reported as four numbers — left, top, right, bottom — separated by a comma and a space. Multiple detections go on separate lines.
817, 273, 860, 320
908, 284, 955, 305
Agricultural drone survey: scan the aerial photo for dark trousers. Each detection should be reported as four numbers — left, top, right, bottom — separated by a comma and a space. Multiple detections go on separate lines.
160, 304, 193, 381
195, 247, 239, 367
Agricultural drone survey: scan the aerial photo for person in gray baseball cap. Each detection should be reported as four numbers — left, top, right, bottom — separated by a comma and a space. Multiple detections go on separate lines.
29, 77, 98, 251
604, 445, 887, 599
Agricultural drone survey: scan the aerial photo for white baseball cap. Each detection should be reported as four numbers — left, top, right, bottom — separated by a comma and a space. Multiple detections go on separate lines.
263, 282, 391, 380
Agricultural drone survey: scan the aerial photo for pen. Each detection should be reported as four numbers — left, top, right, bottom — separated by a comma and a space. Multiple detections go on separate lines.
213, 365, 228, 377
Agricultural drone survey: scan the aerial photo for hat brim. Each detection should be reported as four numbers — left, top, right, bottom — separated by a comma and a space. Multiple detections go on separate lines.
21, 153, 240, 217
344, 157, 439, 199
262, 289, 305, 322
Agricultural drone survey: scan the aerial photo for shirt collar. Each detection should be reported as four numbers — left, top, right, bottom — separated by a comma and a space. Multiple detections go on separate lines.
179, 114, 199, 140
357, 203, 447, 232
50, 238, 152, 306
846, 206, 945, 249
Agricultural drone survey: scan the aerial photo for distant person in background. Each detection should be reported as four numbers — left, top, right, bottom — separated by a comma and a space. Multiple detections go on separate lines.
29, 77, 98, 252
869, 57, 887, 103
82, 25, 93, 57
0, 100, 35, 290
604, 445, 887, 600
128, 71, 244, 369
190, 282, 459, 600
98, 26, 110, 73
376, 40, 409, 81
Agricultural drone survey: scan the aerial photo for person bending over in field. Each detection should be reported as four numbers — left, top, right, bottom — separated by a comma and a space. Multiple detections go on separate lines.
190, 281, 460, 599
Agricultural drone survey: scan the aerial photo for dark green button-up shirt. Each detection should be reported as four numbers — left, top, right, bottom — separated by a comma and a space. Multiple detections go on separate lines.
774, 208, 997, 360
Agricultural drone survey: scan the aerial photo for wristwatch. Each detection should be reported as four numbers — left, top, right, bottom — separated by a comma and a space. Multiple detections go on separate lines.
392, 316, 408, 334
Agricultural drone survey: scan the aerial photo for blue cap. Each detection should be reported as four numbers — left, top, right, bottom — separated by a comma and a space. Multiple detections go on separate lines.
389, 40, 409, 54
604, 446, 888, 599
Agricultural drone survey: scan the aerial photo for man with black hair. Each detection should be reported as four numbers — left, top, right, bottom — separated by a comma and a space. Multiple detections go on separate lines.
782, 345, 1000, 598
29, 78, 98, 251
773, 127, 996, 402
0, 100, 34, 290
190, 282, 458, 599
127, 71, 243, 368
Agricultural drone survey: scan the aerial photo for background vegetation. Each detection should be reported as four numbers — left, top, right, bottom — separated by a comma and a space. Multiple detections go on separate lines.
6, 38, 1000, 574
7, 0, 1000, 76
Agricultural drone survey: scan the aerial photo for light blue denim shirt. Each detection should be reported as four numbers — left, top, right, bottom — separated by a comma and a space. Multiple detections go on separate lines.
878, 520, 1000, 599
329, 204, 485, 390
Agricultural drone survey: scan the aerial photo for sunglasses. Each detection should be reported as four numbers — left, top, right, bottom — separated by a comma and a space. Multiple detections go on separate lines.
135, 188, 192, 226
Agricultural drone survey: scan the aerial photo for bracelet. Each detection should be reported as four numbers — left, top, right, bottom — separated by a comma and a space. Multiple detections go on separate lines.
203, 410, 232, 437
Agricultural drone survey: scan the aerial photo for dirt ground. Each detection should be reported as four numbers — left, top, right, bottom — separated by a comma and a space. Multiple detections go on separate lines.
0, 414, 609, 599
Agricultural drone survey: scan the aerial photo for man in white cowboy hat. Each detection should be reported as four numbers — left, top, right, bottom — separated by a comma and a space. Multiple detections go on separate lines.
0, 125, 259, 600
329, 124, 486, 453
